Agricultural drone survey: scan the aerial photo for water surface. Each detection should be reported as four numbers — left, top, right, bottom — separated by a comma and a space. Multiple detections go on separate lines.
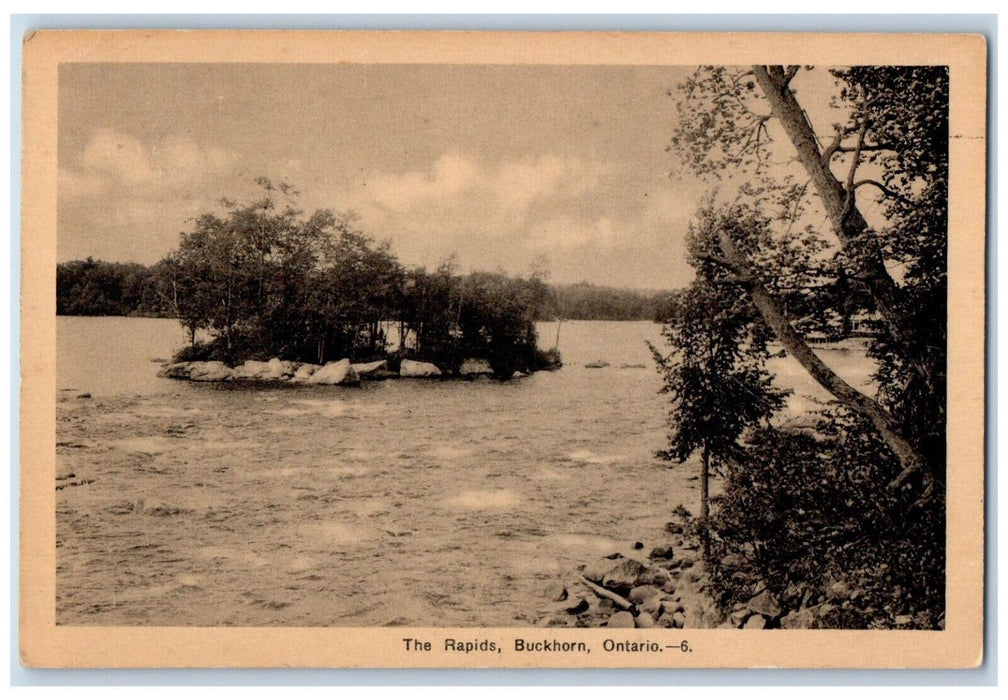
55, 317, 874, 626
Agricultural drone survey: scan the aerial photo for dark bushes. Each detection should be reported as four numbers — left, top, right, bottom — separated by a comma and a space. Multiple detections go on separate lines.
705, 412, 945, 629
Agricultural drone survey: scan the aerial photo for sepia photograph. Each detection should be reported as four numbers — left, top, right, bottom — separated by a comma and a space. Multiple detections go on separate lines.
20, 30, 986, 668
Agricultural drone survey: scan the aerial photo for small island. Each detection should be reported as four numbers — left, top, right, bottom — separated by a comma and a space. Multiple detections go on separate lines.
143, 180, 565, 382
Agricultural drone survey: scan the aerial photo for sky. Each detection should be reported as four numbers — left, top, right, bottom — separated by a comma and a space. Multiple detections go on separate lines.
57, 63, 708, 290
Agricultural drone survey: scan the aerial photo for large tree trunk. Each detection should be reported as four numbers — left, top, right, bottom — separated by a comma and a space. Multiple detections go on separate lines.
752, 66, 934, 389
718, 231, 928, 492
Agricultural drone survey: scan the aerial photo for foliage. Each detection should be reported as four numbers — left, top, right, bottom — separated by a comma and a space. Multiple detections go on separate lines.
56, 258, 173, 317
666, 65, 949, 627
651, 207, 787, 521
707, 409, 944, 629
59, 264, 669, 323
543, 282, 670, 322
105, 178, 558, 378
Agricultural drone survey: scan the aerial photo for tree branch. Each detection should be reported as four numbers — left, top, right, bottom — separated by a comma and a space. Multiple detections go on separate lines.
821, 130, 843, 164
853, 179, 916, 206
752, 65, 935, 390
717, 229, 926, 489
842, 117, 869, 223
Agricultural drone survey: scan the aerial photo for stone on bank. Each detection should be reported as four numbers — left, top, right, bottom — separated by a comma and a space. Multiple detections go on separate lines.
304, 359, 360, 385
399, 359, 442, 377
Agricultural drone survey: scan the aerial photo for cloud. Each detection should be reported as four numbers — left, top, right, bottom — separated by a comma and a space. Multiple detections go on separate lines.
366, 152, 479, 211
60, 129, 238, 200
78, 129, 155, 184
527, 215, 619, 252
363, 152, 609, 223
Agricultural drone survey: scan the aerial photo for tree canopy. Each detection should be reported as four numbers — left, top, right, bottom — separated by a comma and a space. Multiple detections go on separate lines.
660, 65, 948, 628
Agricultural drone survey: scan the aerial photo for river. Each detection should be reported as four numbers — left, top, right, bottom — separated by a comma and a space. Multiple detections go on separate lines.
55, 316, 873, 626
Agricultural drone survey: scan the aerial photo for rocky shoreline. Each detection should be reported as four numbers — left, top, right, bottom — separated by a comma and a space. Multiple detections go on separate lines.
158, 357, 493, 385
542, 509, 839, 630
539, 510, 722, 629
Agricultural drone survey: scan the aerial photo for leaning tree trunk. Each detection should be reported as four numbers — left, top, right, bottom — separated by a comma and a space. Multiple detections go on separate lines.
752, 66, 935, 391
718, 231, 929, 495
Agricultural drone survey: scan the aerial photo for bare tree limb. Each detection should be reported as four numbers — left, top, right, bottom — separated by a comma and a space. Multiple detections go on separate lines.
578, 576, 635, 611
842, 117, 869, 222
853, 179, 916, 206
821, 129, 844, 164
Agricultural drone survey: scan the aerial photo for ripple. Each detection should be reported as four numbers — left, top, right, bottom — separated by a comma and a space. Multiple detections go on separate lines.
444, 489, 520, 509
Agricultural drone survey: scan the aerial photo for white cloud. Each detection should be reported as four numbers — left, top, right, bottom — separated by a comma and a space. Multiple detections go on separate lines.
367, 152, 479, 211
60, 129, 238, 200
79, 129, 155, 184
363, 151, 609, 223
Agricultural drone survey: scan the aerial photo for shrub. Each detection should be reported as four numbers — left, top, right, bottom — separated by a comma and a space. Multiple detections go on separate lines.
706, 410, 944, 629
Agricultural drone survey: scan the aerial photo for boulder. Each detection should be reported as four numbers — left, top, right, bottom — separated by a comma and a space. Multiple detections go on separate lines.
664, 599, 685, 615
744, 614, 767, 629
544, 583, 568, 602
159, 362, 192, 379
671, 612, 686, 629
607, 611, 635, 628
780, 608, 816, 629
232, 360, 269, 379
582, 555, 625, 584
565, 598, 590, 615
601, 558, 650, 591
459, 358, 494, 376
306, 359, 360, 386
826, 578, 853, 601
187, 361, 235, 382
729, 608, 750, 628
635, 611, 657, 628
291, 363, 321, 382
664, 521, 685, 535
351, 359, 388, 377
233, 358, 294, 380
399, 359, 442, 377
648, 568, 672, 588
649, 545, 675, 560
265, 357, 294, 379
746, 590, 783, 619
628, 585, 663, 605
657, 611, 677, 628
640, 595, 664, 619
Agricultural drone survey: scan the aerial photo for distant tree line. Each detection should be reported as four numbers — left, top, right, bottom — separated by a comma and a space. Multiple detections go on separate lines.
58, 252, 671, 324
56, 258, 176, 317
545, 283, 670, 322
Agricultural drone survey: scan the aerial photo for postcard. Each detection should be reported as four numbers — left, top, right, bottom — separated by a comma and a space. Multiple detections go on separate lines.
19, 29, 986, 668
